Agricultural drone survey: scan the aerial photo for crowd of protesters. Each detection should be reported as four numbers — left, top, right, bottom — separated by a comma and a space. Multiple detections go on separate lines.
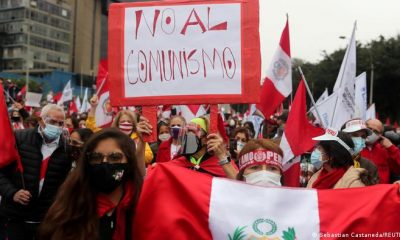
1, 78, 400, 240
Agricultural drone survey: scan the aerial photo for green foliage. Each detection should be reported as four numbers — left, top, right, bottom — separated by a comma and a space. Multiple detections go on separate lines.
282, 227, 296, 240
13, 78, 43, 93
228, 226, 247, 240
294, 34, 400, 122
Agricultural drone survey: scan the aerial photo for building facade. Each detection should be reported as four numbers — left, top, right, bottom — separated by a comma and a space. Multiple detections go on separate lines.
0, 0, 73, 74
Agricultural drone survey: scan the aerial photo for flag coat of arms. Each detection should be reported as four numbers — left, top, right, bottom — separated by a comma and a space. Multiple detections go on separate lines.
134, 164, 400, 240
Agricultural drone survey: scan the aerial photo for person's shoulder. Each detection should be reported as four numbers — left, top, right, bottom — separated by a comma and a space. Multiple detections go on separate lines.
14, 127, 37, 139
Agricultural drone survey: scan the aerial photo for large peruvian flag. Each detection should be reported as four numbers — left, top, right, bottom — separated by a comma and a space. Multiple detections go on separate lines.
134, 164, 400, 240
280, 80, 324, 186
257, 19, 291, 118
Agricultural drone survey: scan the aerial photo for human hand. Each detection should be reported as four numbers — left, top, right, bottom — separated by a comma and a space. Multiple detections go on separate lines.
207, 133, 228, 160
13, 102, 24, 110
13, 189, 32, 205
137, 117, 153, 135
89, 95, 98, 108
380, 136, 393, 148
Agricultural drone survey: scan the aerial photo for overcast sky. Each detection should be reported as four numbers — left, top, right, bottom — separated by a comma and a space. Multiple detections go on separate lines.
259, 0, 400, 72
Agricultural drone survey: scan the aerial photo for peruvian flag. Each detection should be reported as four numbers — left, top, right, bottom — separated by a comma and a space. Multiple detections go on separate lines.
257, 19, 292, 118
0, 85, 23, 172
53, 92, 62, 104
134, 164, 400, 239
280, 80, 324, 187
95, 59, 113, 128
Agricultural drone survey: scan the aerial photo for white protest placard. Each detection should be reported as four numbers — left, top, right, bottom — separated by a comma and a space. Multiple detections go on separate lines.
25, 92, 43, 107
108, 0, 260, 106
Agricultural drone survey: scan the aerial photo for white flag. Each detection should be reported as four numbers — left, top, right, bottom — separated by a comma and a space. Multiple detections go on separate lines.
333, 22, 357, 92
366, 103, 376, 120
75, 96, 81, 112
58, 80, 73, 105
354, 72, 367, 120
330, 22, 357, 129
316, 88, 328, 104
310, 92, 338, 128
80, 88, 89, 113
331, 81, 356, 129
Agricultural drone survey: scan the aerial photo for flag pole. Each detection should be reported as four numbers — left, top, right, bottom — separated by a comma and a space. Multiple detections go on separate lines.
298, 67, 325, 128
3, 89, 17, 104
96, 73, 108, 96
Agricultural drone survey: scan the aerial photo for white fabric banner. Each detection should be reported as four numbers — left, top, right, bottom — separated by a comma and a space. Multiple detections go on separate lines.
310, 92, 338, 128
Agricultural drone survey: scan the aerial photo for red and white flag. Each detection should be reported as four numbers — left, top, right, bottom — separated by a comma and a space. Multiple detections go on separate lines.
134, 164, 400, 240
0, 85, 23, 172
17, 85, 26, 99
176, 104, 208, 122
257, 19, 292, 118
280, 80, 324, 187
95, 59, 113, 127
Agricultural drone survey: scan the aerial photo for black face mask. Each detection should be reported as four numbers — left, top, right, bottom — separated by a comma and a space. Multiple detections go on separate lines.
11, 116, 20, 122
68, 145, 82, 161
88, 163, 129, 193
180, 132, 203, 156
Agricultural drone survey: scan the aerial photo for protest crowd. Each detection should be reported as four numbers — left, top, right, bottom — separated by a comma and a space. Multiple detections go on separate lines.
0, 1, 400, 240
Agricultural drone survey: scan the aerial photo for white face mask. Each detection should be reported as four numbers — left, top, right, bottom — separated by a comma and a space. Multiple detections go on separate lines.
236, 141, 245, 152
158, 133, 171, 142
243, 170, 282, 187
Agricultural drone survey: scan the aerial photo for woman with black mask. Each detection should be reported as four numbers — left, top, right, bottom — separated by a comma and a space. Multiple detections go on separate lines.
68, 128, 94, 168
40, 128, 143, 240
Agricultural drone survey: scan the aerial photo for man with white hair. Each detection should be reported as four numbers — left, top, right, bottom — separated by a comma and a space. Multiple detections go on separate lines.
0, 104, 71, 239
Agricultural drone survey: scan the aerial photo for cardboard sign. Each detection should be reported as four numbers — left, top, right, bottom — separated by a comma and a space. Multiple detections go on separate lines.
25, 92, 43, 107
108, 0, 260, 106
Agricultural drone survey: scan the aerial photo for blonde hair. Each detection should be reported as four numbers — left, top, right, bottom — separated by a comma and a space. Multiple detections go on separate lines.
111, 110, 137, 132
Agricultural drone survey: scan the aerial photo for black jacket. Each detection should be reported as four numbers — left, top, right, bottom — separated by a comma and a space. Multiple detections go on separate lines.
0, 127, 71, 221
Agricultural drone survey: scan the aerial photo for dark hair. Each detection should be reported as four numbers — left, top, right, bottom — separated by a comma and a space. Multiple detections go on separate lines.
66, 115, 79, 129
71, 128, 94, 143
40, 128, 143, 240
231, 127, 250, 142
319, 131, 354, 169
243, 121, 255, 138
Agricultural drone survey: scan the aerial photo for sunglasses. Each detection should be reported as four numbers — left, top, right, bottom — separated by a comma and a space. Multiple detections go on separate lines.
87, 152, 124, 165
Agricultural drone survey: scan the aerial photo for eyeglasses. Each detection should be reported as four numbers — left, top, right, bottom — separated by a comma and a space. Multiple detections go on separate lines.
87, 152, 124, 165
69, 139, 84, 147
45, 118, 64, 127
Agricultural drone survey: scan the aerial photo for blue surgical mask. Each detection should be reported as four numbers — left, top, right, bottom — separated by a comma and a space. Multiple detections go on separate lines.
352, 137, 366, 154
43, 124, 63, 140
310, 149, 324, 170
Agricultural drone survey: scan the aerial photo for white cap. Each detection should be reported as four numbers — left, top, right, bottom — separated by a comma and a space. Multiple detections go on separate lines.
313, 128, 354, 155
342, 119, 372, 136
